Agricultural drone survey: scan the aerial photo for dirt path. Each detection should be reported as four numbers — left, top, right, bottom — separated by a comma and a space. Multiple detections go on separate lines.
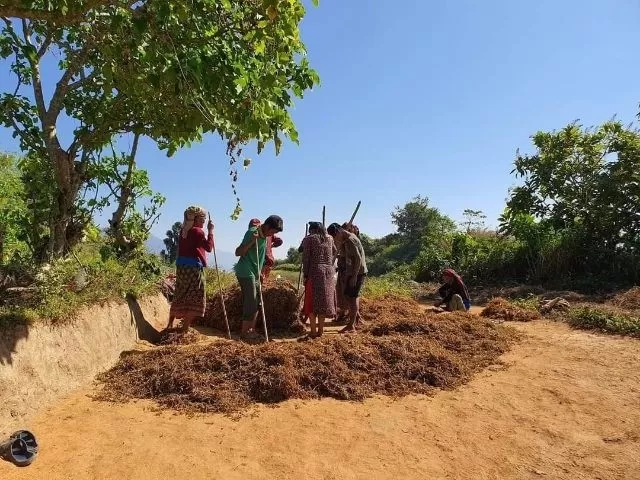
1, 320, 639, 480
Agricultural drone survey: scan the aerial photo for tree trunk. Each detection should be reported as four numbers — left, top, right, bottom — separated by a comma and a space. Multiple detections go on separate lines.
47, 147, 85, 260
109, 133, 140, 252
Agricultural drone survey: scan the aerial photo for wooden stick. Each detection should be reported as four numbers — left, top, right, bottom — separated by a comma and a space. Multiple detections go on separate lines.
297, 223, 308, 294
348, 200, 361, 225
322, 205, 326, 227
210, 213, 231, 339
256, 240, 269, 342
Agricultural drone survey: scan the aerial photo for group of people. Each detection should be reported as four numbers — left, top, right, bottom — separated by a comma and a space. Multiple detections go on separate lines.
298, 221, 368, 338
165, 205, 471, 340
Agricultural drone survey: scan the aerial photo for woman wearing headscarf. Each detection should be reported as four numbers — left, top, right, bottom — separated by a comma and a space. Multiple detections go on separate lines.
301, 221, 337, 337
166, 206, 214, 332
434, 268, 471, 312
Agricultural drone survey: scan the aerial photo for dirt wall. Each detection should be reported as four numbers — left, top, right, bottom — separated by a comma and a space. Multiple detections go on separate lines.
0, 294, 168, 437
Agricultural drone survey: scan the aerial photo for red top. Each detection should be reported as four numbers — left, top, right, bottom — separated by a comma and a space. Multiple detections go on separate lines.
177, 227, 214, 267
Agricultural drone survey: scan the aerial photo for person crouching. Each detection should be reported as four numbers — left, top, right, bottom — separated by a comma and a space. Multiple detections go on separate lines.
434, 268, 471, 312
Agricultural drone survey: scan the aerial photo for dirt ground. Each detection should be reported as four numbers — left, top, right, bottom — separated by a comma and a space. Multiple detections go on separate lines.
1, 318, 639, 480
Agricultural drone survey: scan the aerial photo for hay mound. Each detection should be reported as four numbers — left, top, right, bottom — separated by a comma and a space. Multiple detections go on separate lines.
608, 287, 640, 311
481, 298, 540, 322
360, 294, 423, 323
97, 315, 515, 415
202, 280, 300, 333
158, 328, 202, 346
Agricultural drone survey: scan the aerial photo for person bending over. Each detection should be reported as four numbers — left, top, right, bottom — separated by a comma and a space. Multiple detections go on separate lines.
301, 222, 337, 338
327, 223, 367, 333
235, 215, 284, 340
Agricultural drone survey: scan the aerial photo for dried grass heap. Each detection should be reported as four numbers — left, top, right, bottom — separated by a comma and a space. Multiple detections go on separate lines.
608, 287, 640, 311
481, 298, 541, 322
98, 305, 516, 415
158, 328, 202, 346
202, 280, 300, 333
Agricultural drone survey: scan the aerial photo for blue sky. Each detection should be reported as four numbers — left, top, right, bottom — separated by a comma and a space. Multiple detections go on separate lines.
1, 0, 639, 257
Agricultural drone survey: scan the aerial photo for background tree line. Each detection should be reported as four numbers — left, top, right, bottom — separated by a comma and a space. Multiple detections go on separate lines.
275, 117, 640, 290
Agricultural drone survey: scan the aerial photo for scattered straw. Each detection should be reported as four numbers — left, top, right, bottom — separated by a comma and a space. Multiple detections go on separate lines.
481, 298, 540, 322
97, 312, 516, 415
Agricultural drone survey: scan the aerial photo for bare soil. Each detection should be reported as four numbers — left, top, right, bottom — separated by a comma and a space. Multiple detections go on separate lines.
1, 318, 638, 480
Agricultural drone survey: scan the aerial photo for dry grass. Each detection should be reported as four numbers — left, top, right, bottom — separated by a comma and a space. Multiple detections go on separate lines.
480, 298, 541, 322
158, 328, 202, 346
608, 287, 640, 311
202, 280, 300, 333
97, 293, 517, 415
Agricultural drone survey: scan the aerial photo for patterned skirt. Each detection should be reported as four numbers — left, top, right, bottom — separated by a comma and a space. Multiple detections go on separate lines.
169, 265, 206, 319
307, 266, 337, 317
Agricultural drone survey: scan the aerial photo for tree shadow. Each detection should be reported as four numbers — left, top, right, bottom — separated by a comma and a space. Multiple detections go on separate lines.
0, 319, 29, 366
126, 296, 162, 344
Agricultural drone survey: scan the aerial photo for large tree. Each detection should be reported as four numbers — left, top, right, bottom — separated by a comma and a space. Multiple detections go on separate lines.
0, 0, 319, 259
503, 120, 640, 251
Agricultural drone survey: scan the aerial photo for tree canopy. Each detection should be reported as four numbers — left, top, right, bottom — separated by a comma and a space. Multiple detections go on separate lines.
0, 0, 319, 259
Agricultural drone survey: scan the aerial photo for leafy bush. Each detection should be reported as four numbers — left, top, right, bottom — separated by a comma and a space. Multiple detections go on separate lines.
567, 306, 640, 337
362, 274, 415, 299
0, 242, 164, 327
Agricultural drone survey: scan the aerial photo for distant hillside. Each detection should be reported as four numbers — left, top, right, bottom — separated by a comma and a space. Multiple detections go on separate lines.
146, 235, 165, 255
146, 235, 236, 272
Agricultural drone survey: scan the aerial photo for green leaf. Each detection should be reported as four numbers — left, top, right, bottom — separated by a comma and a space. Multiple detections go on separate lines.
311, 0, 319, 6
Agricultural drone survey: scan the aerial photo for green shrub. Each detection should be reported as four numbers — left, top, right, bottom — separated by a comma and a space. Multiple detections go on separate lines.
272, 263, 300, 272
509, 294, 541, 312
362, 275, 415, 299
567, 306, 640, 337
0, 243, 164, 327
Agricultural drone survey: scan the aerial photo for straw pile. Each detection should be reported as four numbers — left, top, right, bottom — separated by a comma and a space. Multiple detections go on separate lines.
608, 287, 640, 311
97, 312, 516, 415
480, 298, 541, 322
202, 280, 300, 333
360, 294, 423, 323
158, 328, 202, 346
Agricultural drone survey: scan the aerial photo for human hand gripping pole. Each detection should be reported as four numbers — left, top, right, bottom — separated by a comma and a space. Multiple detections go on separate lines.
255, 237, 269, 342
209, 213, 231, 339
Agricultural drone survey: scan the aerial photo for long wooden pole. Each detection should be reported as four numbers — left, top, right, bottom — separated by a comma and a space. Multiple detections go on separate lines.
297, 223, 308, 294
210, 213, 231, 339
348, 201, 361, 225
256, 240, 269, 342
322, 205, 326, 227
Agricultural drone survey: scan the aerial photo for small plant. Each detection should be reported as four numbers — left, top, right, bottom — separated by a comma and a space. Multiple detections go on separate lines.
510, 294, 540, 312
568, 306, 640, 337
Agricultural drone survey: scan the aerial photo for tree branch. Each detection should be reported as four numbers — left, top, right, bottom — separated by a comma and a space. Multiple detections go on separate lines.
37, 33, 53, 58
66, 71, 98, 92
0, 0, 118, 24
47, 44, 93, 120
19, 18, 48, 121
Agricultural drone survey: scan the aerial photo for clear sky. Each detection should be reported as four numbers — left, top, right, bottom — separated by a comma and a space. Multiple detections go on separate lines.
1, 0, 639, 257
